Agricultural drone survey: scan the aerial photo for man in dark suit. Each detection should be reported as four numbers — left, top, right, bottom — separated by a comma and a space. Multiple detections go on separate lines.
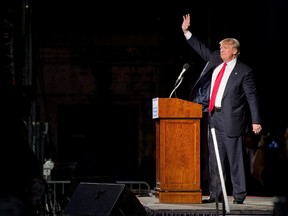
181, 14, 262, 204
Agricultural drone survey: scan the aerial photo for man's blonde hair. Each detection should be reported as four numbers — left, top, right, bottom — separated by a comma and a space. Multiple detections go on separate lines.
219, 38, 240, 55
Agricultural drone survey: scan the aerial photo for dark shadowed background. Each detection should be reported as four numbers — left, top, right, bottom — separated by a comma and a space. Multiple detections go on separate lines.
1, 0, 287, 188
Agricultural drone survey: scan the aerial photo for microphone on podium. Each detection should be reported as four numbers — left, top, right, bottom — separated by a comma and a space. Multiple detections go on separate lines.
177, 63, 190, 81
169, 63, 190, 98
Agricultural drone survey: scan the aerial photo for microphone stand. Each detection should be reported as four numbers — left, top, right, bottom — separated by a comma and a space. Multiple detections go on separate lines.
169, 77, 183, 98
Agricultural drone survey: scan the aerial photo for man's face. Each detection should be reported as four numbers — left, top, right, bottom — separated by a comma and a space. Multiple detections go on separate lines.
220, 42, 237, 62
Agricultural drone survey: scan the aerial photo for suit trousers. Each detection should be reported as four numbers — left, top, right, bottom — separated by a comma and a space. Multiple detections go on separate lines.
207, 110, 247, 201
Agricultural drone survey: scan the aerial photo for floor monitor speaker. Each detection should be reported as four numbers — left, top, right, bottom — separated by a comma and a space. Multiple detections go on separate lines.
63, 182, 146, 216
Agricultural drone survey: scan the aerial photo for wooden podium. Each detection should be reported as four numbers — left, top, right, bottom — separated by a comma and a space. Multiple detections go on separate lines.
152, 97, 202, 204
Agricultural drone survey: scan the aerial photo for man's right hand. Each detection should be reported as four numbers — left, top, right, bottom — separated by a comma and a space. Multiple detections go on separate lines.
182, 14, 190, 33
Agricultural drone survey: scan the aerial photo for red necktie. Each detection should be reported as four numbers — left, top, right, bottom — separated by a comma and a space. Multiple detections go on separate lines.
208, 62, 227, 112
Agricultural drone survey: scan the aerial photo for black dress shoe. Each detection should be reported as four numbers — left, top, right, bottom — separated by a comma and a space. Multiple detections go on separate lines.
202, 196, 224, 203
202, 197, 215, 203
233, 200, 244, 204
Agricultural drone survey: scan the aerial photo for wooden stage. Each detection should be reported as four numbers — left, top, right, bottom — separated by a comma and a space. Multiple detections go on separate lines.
46, 181, 275, 216
138, 195, 274, 216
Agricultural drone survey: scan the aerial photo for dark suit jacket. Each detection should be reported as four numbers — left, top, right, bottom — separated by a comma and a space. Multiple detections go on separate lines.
188, 35, 261, 137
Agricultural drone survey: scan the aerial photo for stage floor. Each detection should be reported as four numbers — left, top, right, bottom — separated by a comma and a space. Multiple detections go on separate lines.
138, 195, 274, 216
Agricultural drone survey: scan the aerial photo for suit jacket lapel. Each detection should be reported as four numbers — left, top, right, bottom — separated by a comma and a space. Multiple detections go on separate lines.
222, 65, 240, 98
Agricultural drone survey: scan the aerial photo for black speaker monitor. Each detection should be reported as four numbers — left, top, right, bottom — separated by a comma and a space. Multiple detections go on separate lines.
63, 182, 146, 216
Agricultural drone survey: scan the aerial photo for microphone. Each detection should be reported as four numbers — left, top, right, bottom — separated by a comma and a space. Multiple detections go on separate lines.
169, 63, 190, 98
177, 63, 190, 81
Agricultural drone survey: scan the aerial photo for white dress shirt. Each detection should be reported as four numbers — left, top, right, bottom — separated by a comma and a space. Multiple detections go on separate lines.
210, 59, 236, 107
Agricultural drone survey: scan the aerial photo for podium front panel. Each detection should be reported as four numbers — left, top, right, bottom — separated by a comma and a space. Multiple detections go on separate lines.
158, 119, 200, 190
